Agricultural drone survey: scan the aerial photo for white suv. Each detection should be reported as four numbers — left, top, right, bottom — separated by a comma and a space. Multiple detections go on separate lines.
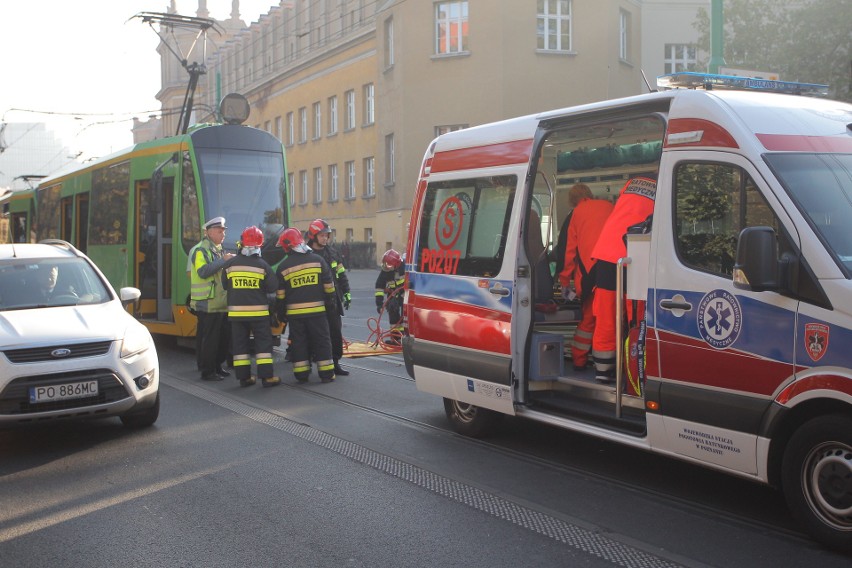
0, 240, 159, 428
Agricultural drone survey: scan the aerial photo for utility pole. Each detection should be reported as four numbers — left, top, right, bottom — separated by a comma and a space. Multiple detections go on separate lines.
709, 0, 726, 74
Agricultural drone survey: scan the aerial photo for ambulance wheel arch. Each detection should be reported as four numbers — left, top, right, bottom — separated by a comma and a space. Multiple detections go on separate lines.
781, 413, 852, 553
443, 397, 502, 438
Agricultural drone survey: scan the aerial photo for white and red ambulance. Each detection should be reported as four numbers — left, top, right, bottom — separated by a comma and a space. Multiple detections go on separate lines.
402, 73, 852, 551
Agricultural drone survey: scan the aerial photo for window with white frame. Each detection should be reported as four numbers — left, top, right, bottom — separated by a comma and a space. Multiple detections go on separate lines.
299, 170, 308, 205
384, 17, 394, 68
435, 124, 468, 137
435, 1, 468, 55
286, 112, 294, 146
313, 102, 321, 140
537, 0, 572, 52
619, 10, 630, 62
328, 95, 338, 135
363, 83, 375, 125
363, 157, 375, 197
329, 164, 339, 201
385, 133, 395, 186
299, 107, 308, 143
314, 167, 323, 203
345, 160, 356, 199
275, 116, 282, 142
364, 228, 373, 243
346, 228, 354, 242
664, 43, 697, 73
288, 172, 296, 206
345, 89, 356, 130
264, 120, 271, 133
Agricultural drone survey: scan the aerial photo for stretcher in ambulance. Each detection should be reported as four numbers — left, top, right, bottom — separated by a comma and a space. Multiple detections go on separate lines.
402, 73, 852, 551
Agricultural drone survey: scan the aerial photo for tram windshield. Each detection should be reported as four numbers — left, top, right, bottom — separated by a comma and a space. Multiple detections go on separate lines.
195, 147, 287, 250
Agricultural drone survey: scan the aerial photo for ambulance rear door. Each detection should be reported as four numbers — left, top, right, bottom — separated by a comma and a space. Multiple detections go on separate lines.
407, 160, 530, 415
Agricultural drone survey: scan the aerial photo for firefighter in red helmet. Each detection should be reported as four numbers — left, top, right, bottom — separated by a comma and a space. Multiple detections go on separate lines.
276, 227, 337, 383
375, 249, 405, 345
222, 226, 279, 387
305, 219, 351, 376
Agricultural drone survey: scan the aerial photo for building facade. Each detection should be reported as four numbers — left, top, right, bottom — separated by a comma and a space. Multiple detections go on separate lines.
160, 0, 704, 264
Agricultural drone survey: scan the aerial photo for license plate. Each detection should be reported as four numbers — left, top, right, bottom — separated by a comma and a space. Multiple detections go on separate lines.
29, 380, 99, 403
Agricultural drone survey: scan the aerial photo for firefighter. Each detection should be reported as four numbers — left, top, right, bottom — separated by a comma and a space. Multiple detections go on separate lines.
589, 175, 656, 382
375, 249, 405, 345
222, 226, 279, 387
305, 219, 351, 376
276, 227, 337, 383
557, 184, 614, 371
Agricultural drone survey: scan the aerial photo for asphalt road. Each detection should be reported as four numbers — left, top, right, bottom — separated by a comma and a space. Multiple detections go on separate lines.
1, 270, 850, 566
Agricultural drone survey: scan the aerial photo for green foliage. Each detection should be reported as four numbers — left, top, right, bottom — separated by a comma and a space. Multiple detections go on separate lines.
694, 0, 852, 102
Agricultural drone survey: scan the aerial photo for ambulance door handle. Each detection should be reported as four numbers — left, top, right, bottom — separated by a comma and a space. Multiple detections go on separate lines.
660, 298, 692, 311
489, 286, 509, 296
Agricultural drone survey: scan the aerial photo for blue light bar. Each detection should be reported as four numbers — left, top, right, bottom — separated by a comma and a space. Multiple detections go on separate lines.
657, 72, 829, 98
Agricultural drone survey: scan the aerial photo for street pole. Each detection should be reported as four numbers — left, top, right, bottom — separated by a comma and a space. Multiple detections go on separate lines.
709, 0, 726, 74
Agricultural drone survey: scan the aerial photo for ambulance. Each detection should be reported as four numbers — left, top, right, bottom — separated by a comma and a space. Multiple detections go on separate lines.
402, 73, 852, 551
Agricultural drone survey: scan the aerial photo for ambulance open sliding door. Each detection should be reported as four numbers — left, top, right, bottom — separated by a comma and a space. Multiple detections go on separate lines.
410, 174, 518, 413
652, 155, 797, 473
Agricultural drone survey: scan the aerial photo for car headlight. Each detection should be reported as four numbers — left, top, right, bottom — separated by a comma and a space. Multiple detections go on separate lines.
121, 324, 152, 358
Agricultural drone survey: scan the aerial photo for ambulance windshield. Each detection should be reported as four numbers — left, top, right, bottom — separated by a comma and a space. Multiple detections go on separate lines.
765, 153, 852, 275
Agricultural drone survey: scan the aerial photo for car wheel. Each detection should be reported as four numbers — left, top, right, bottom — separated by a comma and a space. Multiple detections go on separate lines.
781, 414, 852, 553
120, 392, 160, 429
443, 397, 500, 438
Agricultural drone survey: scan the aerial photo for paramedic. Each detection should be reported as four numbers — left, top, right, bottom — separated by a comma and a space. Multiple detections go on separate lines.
306, 219, 351, 376
276, 228, 337, 383
557, 184, 614, 371
223, 226, 279, 388
189, 216, 236, 382
589, 176, 656, 382
375, 249, 405, 345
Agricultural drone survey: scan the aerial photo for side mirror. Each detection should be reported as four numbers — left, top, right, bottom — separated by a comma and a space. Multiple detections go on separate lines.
119, 286, 142, 308
733, 226, 780, 291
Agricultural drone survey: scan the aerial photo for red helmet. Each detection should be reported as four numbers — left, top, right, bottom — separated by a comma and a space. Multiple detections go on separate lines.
307, 219, 331, 239
277, 227, 308, 252
382, 249, 403, 270
240, 226, 264, 247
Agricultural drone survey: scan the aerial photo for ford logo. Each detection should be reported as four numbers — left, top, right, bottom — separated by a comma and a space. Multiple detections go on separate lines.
51, 348, 72, 358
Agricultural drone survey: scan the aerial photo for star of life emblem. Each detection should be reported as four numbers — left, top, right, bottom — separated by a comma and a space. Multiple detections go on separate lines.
697, 289, 742, 349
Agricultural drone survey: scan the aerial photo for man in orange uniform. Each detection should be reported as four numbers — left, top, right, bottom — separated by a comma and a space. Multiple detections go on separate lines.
589, 175, 656, 382
557, 184, 614, 371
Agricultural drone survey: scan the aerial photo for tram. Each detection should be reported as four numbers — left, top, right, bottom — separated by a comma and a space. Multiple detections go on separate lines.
5, 95, 290, 337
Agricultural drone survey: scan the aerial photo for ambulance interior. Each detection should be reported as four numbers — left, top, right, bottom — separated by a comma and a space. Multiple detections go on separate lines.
525, 114, 665, 432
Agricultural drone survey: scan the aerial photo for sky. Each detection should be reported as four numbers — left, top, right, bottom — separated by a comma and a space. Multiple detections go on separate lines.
1, 1, 278, 163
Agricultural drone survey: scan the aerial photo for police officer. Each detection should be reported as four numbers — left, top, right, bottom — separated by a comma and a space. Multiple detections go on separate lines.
305, 219, 351, 376
589, 175, 656, 382
222, 226, 279, 387
276, 228, 337, 383
189, 216, 235, 381
375, 249, 405, 345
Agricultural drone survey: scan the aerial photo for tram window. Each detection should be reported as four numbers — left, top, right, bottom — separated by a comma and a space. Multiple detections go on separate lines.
90, 162, 130, 246
36, 185, 61, 241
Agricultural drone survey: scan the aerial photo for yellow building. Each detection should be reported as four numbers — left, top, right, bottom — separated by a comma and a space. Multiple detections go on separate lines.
163, 0, 703, 265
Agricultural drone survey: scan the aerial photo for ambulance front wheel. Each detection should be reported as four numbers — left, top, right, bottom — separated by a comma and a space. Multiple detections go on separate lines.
443, 398, 501, 438
781, 414, 852, 553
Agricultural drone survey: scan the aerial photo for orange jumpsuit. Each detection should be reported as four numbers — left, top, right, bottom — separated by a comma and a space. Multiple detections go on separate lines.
557, 198, 613, 368
589, 177, 656, 378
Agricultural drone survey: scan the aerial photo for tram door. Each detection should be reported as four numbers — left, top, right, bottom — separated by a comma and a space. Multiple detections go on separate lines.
136, 178, 174, 321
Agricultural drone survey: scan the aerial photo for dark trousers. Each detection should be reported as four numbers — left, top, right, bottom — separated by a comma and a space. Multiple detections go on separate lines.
230, 317, 274, 381
326, 308, 343, 361
290, 316, 334, 381
197, 311, 229, 376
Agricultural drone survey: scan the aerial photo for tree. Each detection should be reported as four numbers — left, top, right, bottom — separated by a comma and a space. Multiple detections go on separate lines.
694, 0, 852, 102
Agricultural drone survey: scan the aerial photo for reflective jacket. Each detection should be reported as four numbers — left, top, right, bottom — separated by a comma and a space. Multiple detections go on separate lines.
558, 197, 614, 296
275, 251, 336, 319
591, 177, 656, 264
222, 253, 277, 318
189, 237, 229, 313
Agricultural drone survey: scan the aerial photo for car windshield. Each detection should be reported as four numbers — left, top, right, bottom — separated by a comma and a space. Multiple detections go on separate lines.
0, 257, 112, 310
764, 153, 852, 277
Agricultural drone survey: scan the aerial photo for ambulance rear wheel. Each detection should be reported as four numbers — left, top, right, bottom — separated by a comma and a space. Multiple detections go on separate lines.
443, 398, 500, 438
781, 414, 852, 553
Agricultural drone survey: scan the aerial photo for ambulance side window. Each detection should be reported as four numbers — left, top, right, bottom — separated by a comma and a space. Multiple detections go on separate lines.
417, 175, 517, 277
674, 162, 780, 278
